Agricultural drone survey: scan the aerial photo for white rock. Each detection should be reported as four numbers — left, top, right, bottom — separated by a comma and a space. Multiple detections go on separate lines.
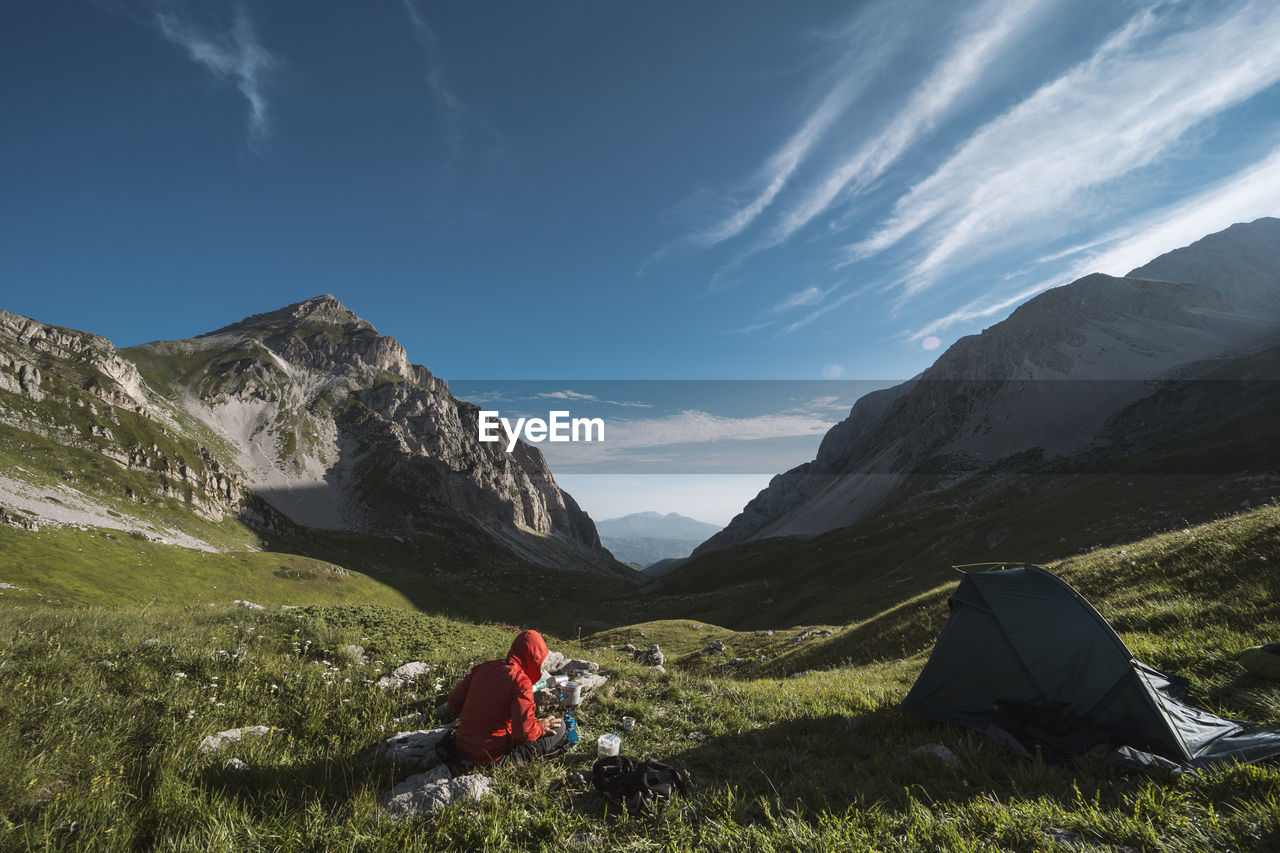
224, 758, 248, 772
202, 725, 271, 752
376, 660, 431, 690
338, 644, 367, 665
375, 726, 454, 771
233, 600, 265, 610
542, 651, 567, 675
391, 661, 431, 680
911, 743, 959, 767
381, 770, 491, 820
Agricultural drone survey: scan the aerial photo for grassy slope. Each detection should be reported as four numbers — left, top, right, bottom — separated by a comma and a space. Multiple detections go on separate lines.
2, 505, 1279, 851
0, 387, 258, 552
0, 526, 413, 610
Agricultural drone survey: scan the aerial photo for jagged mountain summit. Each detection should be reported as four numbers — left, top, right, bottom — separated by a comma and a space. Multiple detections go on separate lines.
0, 296, 628, 583
695, 217, 1280, 556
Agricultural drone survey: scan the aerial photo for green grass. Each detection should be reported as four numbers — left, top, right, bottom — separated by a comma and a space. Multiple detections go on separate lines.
0, 526, 413, 610
2, 505, 1280, 850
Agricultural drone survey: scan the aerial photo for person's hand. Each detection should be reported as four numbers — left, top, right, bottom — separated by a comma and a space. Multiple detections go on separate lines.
542, 715, 563, 731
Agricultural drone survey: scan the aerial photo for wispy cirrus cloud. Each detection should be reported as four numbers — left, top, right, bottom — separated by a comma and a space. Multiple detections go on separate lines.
769, 284, 838, 314
154, 3, 278, 148
855, 1, 1280, 299
640, 0, 917, 276
400, 0, 463, 161
907, 142, 1280, 341
764, 0, 1050, 251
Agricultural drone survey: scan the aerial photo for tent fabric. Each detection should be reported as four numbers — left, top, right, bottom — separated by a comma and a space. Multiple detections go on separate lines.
901, 564, 1280, 773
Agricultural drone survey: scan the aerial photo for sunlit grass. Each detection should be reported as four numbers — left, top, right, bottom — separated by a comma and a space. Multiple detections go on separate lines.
2, 504, 1279, 850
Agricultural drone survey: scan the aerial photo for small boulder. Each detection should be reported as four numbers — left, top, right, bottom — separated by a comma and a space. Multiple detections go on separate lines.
542, 651, 567, 675
374, 726, 455, 771
223, 758, 248, 772
375, 661, 431, 690
381, 770, 491, 820
233, 600, 265, 611
706, 641, 727, 654
1044, 828, 1086, 849
911, 743, 959, 767
202, 725, 270, 753
337, 644, 368, 666
559, 658, 600, 674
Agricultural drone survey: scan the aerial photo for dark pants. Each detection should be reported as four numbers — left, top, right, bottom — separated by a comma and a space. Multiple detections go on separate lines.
501, 724, 568, 766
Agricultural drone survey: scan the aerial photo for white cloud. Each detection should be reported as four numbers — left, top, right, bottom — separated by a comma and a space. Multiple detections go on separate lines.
155, 5, 278, 148
770, 284, 837, 314
643, 0, 917, 274
854, 1, 1280, 298
907, 142, 1280, 340
535, 390, 652, 408
400, 0, 463, 159
767, 0, 1049, 249
602, 409, 836, 449
778, 280, 881, 335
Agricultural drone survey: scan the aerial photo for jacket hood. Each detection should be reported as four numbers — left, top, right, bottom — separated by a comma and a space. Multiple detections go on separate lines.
507, 630, 548, 683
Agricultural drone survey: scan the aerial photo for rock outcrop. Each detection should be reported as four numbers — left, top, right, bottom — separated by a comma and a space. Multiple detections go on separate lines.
125, 295, 611, 568
0, 295, 626, 579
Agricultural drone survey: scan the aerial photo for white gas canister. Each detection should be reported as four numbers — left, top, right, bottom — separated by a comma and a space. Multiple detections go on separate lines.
597, 732, 621, 758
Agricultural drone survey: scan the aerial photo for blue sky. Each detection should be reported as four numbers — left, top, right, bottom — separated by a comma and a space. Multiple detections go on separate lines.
4, 0, 1280, 523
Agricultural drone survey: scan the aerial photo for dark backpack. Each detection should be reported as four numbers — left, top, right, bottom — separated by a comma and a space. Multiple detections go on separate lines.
591, 755, 690, 815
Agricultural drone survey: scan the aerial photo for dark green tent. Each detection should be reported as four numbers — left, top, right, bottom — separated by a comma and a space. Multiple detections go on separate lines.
902, 564, 1280, 772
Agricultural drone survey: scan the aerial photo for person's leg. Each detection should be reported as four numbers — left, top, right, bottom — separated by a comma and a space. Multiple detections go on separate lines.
501, 725, 568, 766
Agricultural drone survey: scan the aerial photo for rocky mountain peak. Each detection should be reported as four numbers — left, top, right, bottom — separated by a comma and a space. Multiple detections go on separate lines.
210, 295, 371, 337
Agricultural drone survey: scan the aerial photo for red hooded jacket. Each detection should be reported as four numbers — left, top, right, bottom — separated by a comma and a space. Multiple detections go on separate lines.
447, 629, 548, 764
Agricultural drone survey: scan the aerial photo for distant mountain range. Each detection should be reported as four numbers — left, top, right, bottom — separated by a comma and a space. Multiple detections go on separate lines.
595, 511, 721, 568
0, 296, 634, 600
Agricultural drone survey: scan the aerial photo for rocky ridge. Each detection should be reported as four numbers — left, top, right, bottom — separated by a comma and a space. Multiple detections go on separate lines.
696, 218, 1280, 555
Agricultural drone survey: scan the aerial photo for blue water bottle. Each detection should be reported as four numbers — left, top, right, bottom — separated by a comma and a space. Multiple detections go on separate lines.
564, 710, 580, 744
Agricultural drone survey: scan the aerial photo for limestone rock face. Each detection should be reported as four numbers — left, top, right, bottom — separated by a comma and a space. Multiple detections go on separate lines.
124, 295, 608, 563
0, 309, 149, 410
0, 309, 246, 524
0, 295, 624, 578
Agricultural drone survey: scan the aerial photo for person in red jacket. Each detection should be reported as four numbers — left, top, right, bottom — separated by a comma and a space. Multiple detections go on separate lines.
447, 629, 567, 765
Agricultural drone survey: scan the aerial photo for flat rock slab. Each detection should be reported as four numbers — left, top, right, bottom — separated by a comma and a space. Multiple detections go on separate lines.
381, 769, 492, 820
375, 660, 431, 691
202, 725, 271, 752
375, 726, 454, 771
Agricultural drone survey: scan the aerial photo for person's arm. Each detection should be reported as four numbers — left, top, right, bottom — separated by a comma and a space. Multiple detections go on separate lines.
447, 670, 473, 715
510, 682, 544, 743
